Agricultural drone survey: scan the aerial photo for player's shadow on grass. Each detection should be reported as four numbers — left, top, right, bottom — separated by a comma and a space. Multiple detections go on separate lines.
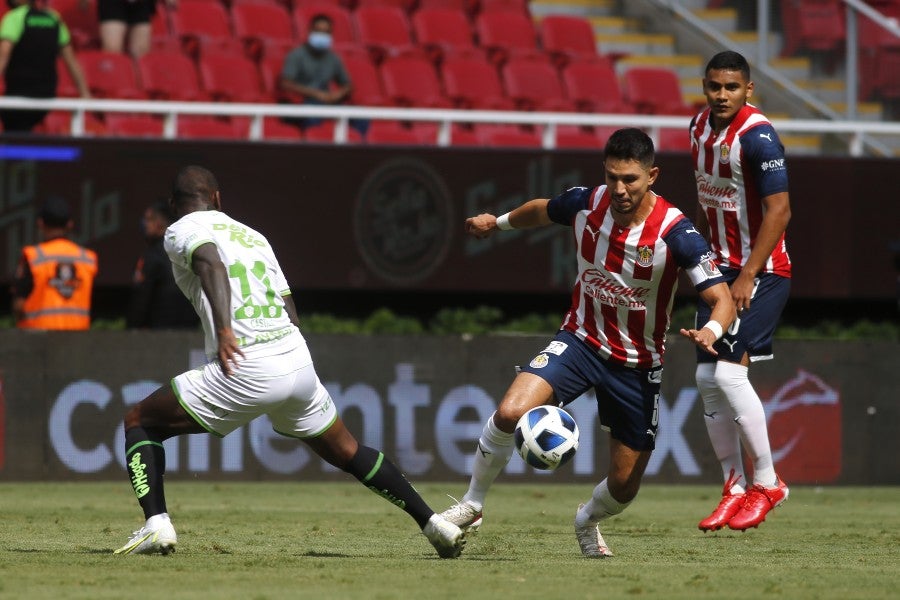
300, 550, 350, 558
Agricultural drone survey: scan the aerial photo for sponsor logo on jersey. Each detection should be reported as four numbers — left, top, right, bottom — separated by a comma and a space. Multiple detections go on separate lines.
541, 341, 568, 356
529, 353, 549, 369
581, 269, 650, 309
699, 253, 721, 278
760, 158, 785, 172
636, 245, 654, 267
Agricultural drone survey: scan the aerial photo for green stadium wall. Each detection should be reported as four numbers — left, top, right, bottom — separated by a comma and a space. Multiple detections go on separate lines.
0, 330, 896, 485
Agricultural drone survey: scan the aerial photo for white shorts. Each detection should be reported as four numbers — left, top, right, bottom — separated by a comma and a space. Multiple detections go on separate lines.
171, 334, 337, 438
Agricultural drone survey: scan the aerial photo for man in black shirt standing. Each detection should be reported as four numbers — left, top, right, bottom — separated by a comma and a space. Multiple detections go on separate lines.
127, 201, 198, 330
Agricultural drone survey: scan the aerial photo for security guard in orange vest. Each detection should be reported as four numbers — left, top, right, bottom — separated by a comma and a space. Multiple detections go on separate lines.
12, 196, 97, 330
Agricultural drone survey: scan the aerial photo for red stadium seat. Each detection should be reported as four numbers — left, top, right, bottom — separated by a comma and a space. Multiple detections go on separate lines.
656, 127, 692, 152
198, 53, 267, 103
104, 114, 165, 138
474, 10, 541, 66
555, 126, 605, 150
303, 120, 364, 143
411, 7, 479, 64
54, 0, 100, 50
354, 6, 418, 63
293, 4, 356, 45
379, 55, 450, 107
539, 15, 599, 67
440, 55, 513, 110
169, 0, 234, 58
56, 59, 80, 98
780, 0, 845, 57
476, 124, 542, 148
622, 67, 694, 115
365, 120, 428, 145
342, 54, 389, 106
416, 0, 470, 11
177, 116, 245, 140
136, 51, 206, 101
857, 1, 900, 100
477, 0, 530, 15
561, 58, 632, 113
501, 57, 576, 111
262, 117, 304, 141
355, 0, 416, 10
77, 50, 145, 99
38, 110, 105, 135
231, 2, 296, 62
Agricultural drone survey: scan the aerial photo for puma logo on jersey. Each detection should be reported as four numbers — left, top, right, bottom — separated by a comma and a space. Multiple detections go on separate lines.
684, 227, 700, 236
759, 132, 772, 141
584, 224, 601, 242
722, 338, 738, 353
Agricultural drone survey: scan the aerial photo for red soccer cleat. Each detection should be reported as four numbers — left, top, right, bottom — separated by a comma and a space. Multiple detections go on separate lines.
728, 476, 789, 531
699, 469, 745, 532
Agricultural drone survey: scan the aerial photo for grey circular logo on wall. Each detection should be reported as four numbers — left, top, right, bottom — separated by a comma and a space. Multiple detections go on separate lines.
354, 158, 453, 285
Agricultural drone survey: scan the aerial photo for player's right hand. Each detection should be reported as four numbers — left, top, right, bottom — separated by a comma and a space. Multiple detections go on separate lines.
465, 214, 498, 238
216, 327, 246, 377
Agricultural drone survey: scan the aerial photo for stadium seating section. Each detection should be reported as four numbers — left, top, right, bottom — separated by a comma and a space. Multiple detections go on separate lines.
33, 0, 897, 146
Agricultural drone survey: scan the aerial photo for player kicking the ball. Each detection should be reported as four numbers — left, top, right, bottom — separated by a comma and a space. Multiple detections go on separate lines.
114, 166, 465, 559
440, 129, 736, 557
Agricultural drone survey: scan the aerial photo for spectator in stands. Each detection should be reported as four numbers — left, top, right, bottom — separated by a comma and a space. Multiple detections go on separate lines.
0, 0, 90, 133
689, 50, 792, 533
126, 201, 198, 330
280, 13, 361, 133
12, 195, 98, 330
97, 0, 176, 59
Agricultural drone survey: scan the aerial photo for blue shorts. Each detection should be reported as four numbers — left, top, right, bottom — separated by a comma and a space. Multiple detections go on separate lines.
519, 330, 661, 451
695, 268, 791, 364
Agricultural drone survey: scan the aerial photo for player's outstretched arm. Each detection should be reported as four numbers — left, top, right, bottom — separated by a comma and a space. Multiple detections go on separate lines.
680, 281, 736, 356
192, 242, 245, 375
465, 198, 552, 238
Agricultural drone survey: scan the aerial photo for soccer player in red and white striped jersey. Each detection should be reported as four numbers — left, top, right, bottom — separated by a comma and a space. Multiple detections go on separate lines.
690, 51, 792, 532
441, 128, 736, 557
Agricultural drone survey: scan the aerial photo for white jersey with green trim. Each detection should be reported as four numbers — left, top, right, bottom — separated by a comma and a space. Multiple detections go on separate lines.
164, 210, 300, 359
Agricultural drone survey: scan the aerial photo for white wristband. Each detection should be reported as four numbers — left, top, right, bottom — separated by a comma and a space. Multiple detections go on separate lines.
495, 212, 514, 230
702, 320, 724, 340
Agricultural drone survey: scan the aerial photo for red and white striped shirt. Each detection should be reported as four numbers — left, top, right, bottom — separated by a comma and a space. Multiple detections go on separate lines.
690, 104, 791, 277
551, 185, 724, 369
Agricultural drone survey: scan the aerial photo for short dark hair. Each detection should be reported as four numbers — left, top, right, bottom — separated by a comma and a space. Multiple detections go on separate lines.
171, 165, 219, 209
705, 50, 751, 80
39, 195, 72, 228
309, 13, 332, 29
604, 128, 655, 168
148, 199, 175, 224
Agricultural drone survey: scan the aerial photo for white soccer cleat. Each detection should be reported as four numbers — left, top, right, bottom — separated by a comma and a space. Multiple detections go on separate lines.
439, 498, 483, 534
115, 516, 178, 556
574, 505, 613, 558
423, 514, 466, 559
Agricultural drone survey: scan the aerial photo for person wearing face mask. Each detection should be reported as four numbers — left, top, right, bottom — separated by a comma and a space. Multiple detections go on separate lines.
126, 201, 198, 330
279, 13, 353, 132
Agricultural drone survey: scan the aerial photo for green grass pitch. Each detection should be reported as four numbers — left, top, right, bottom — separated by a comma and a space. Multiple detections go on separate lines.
0, 482, 897, 599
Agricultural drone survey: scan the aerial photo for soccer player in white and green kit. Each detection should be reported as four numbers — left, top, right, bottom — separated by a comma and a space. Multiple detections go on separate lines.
115, 165, 465, 558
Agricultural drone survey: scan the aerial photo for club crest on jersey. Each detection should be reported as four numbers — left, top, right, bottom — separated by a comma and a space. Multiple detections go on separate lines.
719, 142, 731, 164
529, 353, 550, 369
636, 245, 654, 267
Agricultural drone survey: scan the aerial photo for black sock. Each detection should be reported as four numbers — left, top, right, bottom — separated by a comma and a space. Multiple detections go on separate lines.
124, 427, 168, 520
345, 445, 434, 529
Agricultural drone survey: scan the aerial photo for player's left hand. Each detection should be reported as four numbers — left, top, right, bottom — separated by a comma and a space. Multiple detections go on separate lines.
679, 327, 719, 356
216, 328, 246, 376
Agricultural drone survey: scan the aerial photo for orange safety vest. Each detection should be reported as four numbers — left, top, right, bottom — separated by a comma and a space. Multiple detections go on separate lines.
18, 238, 98, 330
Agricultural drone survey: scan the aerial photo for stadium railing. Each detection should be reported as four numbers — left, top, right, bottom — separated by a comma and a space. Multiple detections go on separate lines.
2, 96, 899, 157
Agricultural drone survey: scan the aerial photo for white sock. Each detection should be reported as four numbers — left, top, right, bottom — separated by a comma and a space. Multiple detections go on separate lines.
696, 363, 746, 494
575, 479, 629, 527
146, 513, 170, 529
461, 414, 515, 508
715, 361, 777, 487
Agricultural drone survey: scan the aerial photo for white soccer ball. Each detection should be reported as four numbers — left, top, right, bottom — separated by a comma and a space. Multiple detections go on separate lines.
514, 406, 579, 470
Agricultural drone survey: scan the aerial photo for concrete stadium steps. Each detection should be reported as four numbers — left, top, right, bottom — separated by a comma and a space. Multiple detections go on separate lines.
779, 134, 823, 156
690, 7, 739, 33
529, 0, 617, 18
588, 15, 641, 35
